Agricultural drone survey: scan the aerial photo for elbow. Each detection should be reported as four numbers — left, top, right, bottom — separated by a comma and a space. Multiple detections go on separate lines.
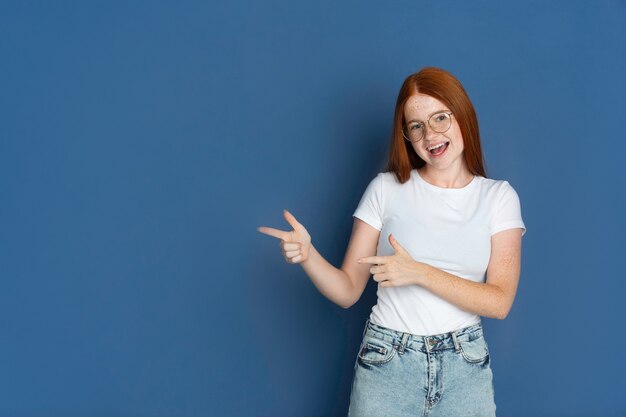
494, 286, 513, 320
496, 304, 512, 320
339, 291, 359, 309
340, 298, 357, 309
338, 272, 360, 309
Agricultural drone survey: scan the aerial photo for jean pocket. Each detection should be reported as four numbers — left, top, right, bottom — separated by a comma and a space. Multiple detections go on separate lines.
357, 335, 396, 366
459, 334, 490, 364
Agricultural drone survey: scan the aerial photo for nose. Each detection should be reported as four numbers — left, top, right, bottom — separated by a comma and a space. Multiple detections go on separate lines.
422, 123, 439, 142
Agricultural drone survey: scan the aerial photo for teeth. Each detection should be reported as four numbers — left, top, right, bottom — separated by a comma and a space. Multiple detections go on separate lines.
428, 142, 448, 151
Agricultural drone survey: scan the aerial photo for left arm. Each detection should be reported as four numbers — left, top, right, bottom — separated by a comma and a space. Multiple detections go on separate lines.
414, 228, 523, 320
360, 229, 523, 319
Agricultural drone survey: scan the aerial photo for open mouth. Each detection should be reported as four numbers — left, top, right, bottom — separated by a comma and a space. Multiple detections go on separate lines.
427, 141, 449, 157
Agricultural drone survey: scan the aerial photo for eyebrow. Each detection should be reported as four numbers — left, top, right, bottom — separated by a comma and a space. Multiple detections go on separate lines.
405, 109, 451, 124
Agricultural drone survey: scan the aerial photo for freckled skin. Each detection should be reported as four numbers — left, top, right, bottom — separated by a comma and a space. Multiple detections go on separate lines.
404, 94, 472, 188
258, 85, 522, 320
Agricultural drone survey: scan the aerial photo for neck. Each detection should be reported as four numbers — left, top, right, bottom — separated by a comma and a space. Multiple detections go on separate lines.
418, 167, 474, 189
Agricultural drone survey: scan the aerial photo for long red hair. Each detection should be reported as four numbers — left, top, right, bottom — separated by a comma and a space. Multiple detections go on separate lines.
385, 67, 488, 183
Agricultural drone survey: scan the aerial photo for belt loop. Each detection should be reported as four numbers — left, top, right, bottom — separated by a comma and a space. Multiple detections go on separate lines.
451, 330, 461, 353
363, 319, 370, 337
396, 332, 410, 355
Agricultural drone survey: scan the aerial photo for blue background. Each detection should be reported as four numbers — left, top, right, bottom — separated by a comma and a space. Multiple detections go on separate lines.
1, 1, 625, 416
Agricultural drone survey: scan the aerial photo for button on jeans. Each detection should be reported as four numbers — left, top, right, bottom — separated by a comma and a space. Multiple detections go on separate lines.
348, 319, 497, 417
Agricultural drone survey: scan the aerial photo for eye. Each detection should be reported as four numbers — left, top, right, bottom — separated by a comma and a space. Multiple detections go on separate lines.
434, 113, 449, 122
408, 122, 423, 131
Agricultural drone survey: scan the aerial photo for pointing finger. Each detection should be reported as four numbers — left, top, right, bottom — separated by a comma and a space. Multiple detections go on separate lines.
358, 256, 387, 265
257, 226, 289, 240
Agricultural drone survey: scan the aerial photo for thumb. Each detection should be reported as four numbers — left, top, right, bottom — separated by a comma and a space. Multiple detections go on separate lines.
388, 233, 409, 255
283, 209, 303, 231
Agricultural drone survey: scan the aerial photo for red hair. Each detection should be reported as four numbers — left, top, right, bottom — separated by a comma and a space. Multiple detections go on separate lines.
385, 67, 488, 183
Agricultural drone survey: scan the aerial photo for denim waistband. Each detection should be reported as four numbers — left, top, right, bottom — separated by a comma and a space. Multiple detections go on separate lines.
362, 319, 485, 354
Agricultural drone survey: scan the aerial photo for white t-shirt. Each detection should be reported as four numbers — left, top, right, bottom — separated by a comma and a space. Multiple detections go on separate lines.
352, 168, 526, 336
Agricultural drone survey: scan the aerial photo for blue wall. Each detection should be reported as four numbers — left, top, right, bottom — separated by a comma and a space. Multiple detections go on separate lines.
1, 1, 625, 416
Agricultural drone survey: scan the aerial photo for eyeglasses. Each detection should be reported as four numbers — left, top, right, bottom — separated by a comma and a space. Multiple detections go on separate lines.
402, 111, 454, 143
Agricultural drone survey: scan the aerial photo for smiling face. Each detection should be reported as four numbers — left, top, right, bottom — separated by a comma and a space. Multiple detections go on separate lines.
403, 93, 467, 173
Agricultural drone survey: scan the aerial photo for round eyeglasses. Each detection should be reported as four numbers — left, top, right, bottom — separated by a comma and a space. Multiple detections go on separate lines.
402, 111, 454, 143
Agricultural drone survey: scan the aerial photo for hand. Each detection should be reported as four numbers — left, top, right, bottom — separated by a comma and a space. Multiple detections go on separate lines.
358, 233, 429, 288
257, 209, 312, 264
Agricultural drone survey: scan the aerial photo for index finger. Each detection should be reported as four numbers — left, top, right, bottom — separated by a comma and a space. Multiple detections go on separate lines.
257, 226, 289, 241
358, 256, 387, 265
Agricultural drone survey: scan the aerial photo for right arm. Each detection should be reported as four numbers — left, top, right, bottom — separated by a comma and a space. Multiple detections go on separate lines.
301, 217, 380, 309
258, 210, 380, 309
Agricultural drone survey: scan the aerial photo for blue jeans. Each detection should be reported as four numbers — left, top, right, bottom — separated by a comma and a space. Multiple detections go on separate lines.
348, 319, 497, 417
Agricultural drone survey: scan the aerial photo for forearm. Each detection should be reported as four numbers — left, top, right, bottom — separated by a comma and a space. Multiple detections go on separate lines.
301, 244, 354, 309
415, 265, 506, 319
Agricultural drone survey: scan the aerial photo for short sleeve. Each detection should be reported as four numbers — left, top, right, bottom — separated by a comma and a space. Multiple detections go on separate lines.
490, 181, 527, 237
352, 173, 383, 231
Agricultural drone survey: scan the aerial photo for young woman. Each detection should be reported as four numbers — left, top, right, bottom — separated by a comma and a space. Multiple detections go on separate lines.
257, 66, 526, 416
